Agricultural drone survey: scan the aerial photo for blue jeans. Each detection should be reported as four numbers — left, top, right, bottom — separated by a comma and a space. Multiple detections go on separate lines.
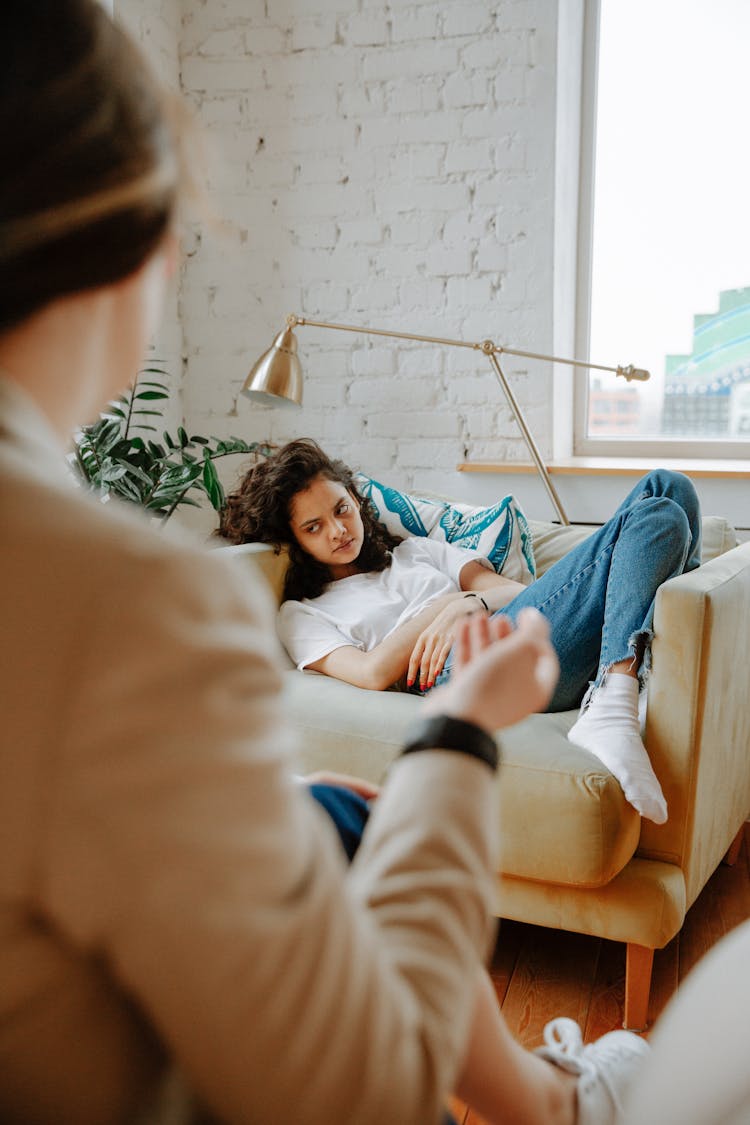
439, 470, 702, 712
308, 783, 371, 860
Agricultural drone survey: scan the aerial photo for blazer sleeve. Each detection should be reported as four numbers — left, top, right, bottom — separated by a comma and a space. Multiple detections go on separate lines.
41, 539, 498, 1125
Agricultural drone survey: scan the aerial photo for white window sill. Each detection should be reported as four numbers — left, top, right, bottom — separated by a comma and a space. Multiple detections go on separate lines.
458, 457, 750, 479
454, 459, 749, 532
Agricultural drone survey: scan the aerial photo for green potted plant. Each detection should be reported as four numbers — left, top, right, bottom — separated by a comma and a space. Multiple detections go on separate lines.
73, 366, 270, 523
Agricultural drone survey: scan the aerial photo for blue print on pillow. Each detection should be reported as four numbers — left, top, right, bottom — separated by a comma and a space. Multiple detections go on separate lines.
356, 477, 432, 537
355, 474, 536, 585
439, 497, 536, 582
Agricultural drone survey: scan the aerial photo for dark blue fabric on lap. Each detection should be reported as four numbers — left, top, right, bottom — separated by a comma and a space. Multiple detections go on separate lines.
308, 783, 371, 861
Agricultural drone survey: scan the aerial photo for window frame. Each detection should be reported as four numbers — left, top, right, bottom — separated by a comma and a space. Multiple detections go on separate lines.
573, 0, 750, 461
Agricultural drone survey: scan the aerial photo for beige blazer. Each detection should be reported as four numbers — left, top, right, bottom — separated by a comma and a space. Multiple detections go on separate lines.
0, 378, 497, 1125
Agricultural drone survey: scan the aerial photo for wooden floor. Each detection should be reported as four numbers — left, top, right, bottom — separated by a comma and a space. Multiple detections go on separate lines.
449, 823, 750, 1125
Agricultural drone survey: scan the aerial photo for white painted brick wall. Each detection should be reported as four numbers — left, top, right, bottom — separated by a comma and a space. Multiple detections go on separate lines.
115, 0, 184, 434
127, 0, 562, 534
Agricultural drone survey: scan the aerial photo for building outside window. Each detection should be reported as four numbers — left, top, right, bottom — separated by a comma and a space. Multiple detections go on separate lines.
576, 0, 750, 458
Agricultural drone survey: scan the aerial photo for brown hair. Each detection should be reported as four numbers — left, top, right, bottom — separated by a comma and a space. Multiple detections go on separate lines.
0, 0, 181, 332
219, 439, 402, 602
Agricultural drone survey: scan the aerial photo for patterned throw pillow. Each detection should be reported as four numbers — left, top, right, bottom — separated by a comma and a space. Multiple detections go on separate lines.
355, 474, 536, 585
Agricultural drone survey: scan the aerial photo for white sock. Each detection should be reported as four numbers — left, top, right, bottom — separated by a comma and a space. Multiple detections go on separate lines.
568, 673, 667, 825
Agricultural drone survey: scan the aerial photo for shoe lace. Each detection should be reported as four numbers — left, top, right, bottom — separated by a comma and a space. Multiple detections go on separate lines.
542, 1017, 584, 1059
543, 1021, 634, 1115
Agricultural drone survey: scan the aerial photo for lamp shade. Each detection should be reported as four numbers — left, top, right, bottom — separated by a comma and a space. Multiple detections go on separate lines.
241, 327, 303, 406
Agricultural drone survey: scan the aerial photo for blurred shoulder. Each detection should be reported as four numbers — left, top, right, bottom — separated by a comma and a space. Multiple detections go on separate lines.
1, 461, 276, 632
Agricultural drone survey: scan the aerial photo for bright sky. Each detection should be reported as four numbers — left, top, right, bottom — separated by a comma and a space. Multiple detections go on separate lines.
589, 0, 750, 429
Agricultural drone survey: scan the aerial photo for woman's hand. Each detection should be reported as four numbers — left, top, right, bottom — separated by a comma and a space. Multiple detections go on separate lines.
407, 598, 483, 691
303, 771, 380, 802
422, 608, 559, 732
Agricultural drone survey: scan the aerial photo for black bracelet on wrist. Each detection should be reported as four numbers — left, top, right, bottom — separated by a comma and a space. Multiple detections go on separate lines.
400, 714, 499, 772
463, 592, 489, 613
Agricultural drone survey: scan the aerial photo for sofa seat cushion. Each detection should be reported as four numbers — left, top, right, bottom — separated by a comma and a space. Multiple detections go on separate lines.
285, 670, 641, 890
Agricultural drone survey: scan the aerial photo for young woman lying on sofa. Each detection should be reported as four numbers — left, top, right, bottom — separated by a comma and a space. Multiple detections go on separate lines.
220, 438, 704, 825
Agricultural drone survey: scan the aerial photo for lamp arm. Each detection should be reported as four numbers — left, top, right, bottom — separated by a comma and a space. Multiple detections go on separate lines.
497, 346, 649, 383
281, 314, 648, 525
290, 314, 479, 354
487, 352, 570, 526
289, 314, 649, 381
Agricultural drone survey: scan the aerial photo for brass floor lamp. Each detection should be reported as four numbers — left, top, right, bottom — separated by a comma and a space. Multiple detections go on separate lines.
242, 314, 650, 526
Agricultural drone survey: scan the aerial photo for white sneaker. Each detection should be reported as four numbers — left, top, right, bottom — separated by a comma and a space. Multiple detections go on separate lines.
536, 1016, 650, 1124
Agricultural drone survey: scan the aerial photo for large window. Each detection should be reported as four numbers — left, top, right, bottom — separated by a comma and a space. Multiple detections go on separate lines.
576, 0, 750, 457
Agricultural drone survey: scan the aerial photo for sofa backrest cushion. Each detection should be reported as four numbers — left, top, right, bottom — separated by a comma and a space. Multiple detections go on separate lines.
355, 473, 536, 585
218, 516, 737, 606
528, 515, 738, 577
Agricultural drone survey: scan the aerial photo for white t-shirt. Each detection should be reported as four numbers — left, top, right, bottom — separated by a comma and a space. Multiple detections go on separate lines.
277, 537, 492, 670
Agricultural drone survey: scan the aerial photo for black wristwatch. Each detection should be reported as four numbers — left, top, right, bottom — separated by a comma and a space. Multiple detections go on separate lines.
400, 715, 499, 772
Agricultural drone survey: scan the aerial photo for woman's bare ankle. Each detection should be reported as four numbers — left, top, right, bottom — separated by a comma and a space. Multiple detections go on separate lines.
608, 659, 638, 678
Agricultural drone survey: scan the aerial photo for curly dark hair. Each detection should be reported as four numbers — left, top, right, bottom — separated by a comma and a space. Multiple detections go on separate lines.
218, 438, 402, 602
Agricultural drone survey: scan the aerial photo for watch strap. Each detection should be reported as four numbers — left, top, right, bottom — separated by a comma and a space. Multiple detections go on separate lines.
400, 714, 499, 772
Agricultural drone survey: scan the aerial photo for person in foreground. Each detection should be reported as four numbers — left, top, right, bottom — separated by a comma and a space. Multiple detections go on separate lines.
221, 440, 703, 825
620, 915, 750, 1125
0, 4, 650, 1123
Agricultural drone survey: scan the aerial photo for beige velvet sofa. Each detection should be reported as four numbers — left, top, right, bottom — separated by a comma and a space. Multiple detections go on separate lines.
218, 514, 750, 1029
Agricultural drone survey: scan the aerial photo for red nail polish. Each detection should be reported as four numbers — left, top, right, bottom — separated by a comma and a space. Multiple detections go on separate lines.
407, 678, 414, 687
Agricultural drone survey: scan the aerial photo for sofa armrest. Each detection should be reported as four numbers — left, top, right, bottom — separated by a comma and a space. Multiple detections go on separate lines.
217, 542, 288, 605
639, 541, 750, 907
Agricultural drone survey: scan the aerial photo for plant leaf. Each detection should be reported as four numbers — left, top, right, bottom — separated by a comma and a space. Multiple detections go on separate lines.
72, 370, 266, 525
100, 463, 131, 483
121, 461, 157, 488
202, 457, 225, 510
117, 476, 146, 504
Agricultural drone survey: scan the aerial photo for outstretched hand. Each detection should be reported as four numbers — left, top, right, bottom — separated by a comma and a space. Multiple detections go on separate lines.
421, 608, 559, 733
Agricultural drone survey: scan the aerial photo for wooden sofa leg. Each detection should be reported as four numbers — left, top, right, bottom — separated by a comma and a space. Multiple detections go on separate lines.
624, 943, 654, 1031
723, 824, 745, 866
